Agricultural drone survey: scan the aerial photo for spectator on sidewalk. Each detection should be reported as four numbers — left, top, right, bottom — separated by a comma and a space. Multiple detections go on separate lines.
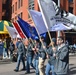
3, 39, 7, 59
9, 39, 15, 58
0, 39, 4, 59
6, 35, 11, 57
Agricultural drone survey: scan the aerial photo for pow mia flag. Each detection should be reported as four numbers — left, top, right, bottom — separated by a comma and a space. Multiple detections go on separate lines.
53, 1, 76, 25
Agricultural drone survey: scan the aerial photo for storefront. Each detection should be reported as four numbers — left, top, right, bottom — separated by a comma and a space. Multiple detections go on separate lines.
65, 31, 76, 45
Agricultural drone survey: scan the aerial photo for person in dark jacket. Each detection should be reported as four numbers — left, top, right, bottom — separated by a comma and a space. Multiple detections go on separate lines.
38, 37, 47, 75
6, 36, 11, 57
45, 38, 57, 75
9, 40, 15, 57
14, 38, 26, 72
32, 39, 40, 75
25, 39, 34, 74
0, 39, 4, 58
54, 36, 69, 75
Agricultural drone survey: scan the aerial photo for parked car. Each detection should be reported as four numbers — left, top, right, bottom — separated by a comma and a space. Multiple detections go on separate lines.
69, 45, 76, 53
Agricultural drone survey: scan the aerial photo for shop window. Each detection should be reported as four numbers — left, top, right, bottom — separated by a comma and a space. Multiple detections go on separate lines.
69, 7, 73, 13
28, 0, 34, 10
68, 0, 73, 3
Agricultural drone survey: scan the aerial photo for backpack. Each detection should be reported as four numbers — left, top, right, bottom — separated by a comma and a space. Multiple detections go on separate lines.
9, 43, 15, 51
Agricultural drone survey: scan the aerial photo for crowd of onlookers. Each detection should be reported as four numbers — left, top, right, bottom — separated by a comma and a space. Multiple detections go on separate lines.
0, 37, 15, 59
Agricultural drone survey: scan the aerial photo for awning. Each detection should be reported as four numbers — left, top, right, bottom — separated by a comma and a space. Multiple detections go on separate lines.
0, 20, 13, 34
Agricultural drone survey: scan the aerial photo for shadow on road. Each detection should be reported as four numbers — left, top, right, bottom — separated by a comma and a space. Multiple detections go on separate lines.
69, 64, 74, 66
69, 67, 76, 75
20, 71, 35, 75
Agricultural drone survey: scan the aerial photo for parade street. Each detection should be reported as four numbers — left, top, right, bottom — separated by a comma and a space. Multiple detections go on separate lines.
0, 54, 76, 75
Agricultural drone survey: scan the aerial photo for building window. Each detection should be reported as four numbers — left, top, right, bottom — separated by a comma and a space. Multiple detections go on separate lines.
12, 5, 14, 13
18, 0, 23, 9
18, 0, 20, 8
2, 0, 6, 4
68, 0, 73, 3
69, 7, 73, 13
18, 12, 23, 18
15, 16, 17, 20
28, 0, 34, 18
12, 18, 14, 22
20, 12, 23, 18
18, 14, 20, 17
28, 0, 34, 10
21, 0, 23, 7
15, 2, 17, 11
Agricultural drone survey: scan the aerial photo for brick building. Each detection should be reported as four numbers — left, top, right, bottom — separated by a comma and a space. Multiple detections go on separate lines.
0, 0, 12, 39
0, 0, 12, 21
0, 0, 75, 43
0, 0, 2, 20
11, 0, 39, 23
11, 0, 76, 44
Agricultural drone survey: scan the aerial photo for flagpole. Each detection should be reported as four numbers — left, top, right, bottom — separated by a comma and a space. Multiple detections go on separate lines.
58, 0, 60, 37
27, 9, 44, 47
58, 0, 60, 7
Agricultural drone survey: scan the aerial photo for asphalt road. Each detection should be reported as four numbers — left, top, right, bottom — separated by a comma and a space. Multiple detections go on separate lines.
0, 54, 76, 75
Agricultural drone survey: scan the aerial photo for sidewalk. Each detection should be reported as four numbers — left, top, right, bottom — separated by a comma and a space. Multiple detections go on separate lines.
0, 58, 12, 64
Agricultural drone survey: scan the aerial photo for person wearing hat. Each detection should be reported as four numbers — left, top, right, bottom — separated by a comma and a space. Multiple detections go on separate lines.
45, 38, 57, 75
